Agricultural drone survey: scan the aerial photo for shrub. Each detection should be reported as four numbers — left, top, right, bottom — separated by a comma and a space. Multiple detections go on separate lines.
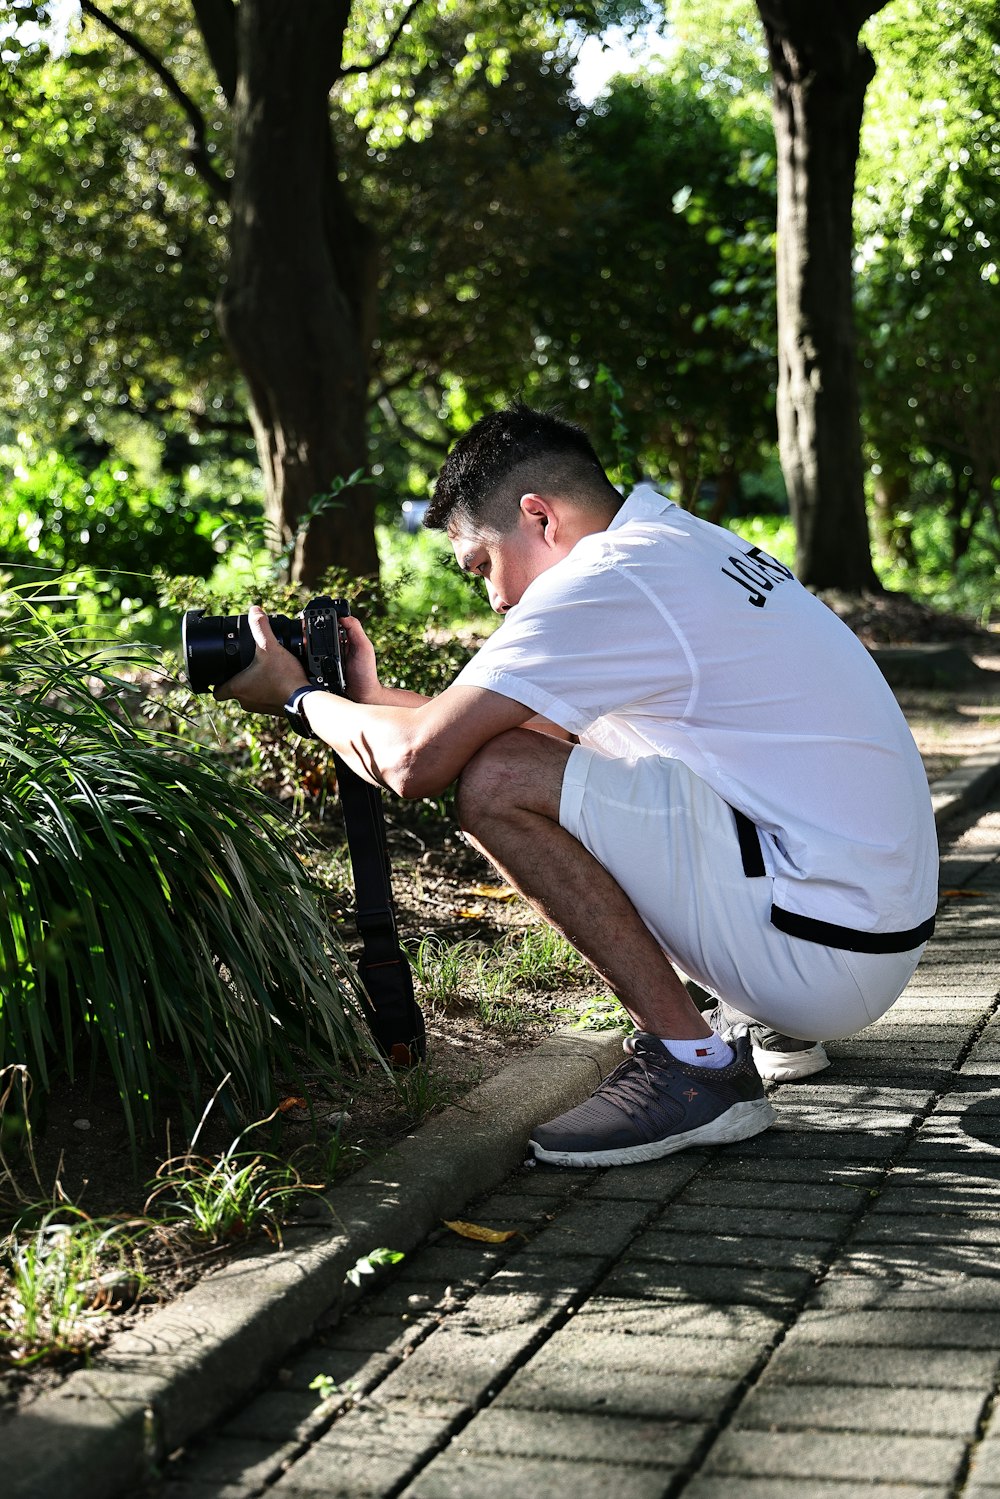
0, 448, 216, 602
0, 587, 372, 1145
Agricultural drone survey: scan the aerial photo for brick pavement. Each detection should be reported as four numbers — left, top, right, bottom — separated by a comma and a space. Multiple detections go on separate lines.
149, 794, 1000, 1499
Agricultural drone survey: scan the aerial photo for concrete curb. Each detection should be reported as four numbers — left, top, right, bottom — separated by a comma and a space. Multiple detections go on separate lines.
6, 1026, 624, 1499
931, 746, 1000, 828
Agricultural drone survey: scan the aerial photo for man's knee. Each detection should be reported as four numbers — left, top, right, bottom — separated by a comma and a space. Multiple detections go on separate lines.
456, 727, 568, 834
455, 729, 532, 832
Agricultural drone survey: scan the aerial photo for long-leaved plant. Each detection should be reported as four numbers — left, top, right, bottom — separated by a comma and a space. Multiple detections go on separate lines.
0, 586, 373, 1144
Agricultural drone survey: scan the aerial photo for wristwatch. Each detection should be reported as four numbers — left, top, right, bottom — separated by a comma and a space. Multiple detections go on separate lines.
284, 685, 318, 738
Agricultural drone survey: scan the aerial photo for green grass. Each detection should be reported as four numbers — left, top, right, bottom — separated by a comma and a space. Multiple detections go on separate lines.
0, 1205, 149, 1367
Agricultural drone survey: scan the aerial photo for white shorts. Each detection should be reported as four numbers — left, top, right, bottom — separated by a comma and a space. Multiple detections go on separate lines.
558, 745, 925, 1042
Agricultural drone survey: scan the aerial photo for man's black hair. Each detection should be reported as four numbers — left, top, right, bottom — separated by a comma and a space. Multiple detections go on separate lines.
425, 401, 621, 536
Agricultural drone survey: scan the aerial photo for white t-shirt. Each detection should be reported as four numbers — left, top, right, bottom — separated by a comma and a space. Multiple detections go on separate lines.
454, 485, 938, 944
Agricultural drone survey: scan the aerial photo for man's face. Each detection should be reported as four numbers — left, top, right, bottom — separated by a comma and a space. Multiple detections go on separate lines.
448, 506, 557, 614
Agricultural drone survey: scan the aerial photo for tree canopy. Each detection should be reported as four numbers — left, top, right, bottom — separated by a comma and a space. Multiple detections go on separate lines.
1, 0, 996, 600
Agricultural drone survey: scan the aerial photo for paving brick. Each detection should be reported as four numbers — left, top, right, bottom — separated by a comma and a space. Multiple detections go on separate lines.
278, 1346, 396, 1393
221, 1389, 339, 1443
470, 1192, 572, 1224
738, 1129, 904, 1161
272, 1450, 427, 1497
394, 1241, 510, 1286
649, 1203, 855, 1239
522, 1196, 657, 1257
324, 1312, 424, 1353
677, 1178, 870, 1213
734, 1381, 984, 1436
572, 1296, 785, 1342
853, 1213, 1000, 1245
581, 1154, 709, 1200
533, 1329, 764, 1379
693, 1157, 883, 1186
969, 1437, 1000, 1477
868, 1185, 1000, 1215
761, 1337, 995, 1391
701, 1428, 965, 1483
165, 1435, 299, 1489
155, 1483, 260, 1499
781, 1307, 1000, 1349
452, 1259, 605, 1331
600, 1260, 814, 1308
459, 1405, 705, 1466
625, 1229, 827, 1274
684, 1480, 948, 1499
405, 1452, 671, 1499
370, 1324, 543, 1405
810, 1271, 1000, 1311
496, 1363, 740, 1421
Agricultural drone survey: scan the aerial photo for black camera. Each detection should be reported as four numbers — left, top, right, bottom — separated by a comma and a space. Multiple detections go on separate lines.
181, 595, 351, 695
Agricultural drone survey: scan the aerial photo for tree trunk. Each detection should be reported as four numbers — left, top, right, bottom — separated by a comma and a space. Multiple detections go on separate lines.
213, 0, 380, 585
756, 1, 886, 591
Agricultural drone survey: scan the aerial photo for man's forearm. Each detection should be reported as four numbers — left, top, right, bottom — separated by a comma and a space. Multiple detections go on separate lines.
300, 691, 460, 798
365, 683, 431, 710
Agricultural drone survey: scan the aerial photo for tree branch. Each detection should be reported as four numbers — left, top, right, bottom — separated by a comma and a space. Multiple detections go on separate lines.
80, 0, 231, 204
376, 392, 451, 455
189, 0, 238, 105
338, 0, 425, 79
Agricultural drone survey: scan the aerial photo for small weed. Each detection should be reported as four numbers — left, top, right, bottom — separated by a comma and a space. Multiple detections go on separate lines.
471, 988, 536, 1031
389, 1063, 468, 1124
146, 1142, 321, 1248
345, 1247, 404, 1287
563, 996, 634, 1033
476, 925, 586, 999
0, 1206, 149, 1367
309, 1372, 341, 1401
407, 935, 481, 1011
144, 1082, 325, 1247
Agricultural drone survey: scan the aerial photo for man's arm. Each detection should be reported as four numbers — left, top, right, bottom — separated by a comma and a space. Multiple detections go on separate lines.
212, 606, 535, 797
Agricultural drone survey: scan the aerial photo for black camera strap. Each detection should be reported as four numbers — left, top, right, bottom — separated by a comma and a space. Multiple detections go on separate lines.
333, 753, 426, 1068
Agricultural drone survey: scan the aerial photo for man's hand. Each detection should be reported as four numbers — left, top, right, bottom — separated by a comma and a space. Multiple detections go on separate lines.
212, 605, 309, 714
341, 614, 382, 703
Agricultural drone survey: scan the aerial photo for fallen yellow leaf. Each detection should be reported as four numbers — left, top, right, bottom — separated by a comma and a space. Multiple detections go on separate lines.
443, 1219, 519, 1243
464, 884, 519, 901
457, 905, 487, 919
941, 889, 986, 899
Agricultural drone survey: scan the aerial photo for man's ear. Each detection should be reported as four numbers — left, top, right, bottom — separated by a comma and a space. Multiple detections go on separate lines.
519, 492, 559, 546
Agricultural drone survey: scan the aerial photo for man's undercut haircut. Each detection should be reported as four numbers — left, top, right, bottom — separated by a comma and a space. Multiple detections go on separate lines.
425, 401, 622, 537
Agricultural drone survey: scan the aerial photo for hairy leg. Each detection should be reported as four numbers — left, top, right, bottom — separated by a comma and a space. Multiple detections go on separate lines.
456, 729, 712, 1040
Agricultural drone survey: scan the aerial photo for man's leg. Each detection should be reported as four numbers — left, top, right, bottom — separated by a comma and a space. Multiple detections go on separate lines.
456, 729, 775, 1168
456, 726, 712, 1041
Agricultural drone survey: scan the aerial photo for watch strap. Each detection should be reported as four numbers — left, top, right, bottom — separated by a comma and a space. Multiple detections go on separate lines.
284, 685, 318, 738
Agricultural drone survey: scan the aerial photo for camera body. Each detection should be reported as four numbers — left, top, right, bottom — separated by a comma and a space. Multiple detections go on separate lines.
181, 595, 351, 696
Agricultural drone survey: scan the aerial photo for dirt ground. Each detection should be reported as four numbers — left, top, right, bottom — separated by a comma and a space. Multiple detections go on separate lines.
2, 593, 999, 1405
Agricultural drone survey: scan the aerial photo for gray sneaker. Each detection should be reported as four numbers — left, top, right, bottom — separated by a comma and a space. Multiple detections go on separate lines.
528, 1031, 775, 1168
706, 1000, 830, 1082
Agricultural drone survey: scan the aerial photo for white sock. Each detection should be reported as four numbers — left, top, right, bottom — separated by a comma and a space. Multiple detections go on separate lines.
661, 1033, 735, 1069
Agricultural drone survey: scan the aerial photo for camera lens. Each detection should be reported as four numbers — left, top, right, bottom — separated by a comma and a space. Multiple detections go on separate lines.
181, 609, 307, 693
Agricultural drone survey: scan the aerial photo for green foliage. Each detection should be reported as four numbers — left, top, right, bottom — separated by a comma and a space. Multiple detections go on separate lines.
0, 587, 372, 1144
344, 1246, 404, 1288
377, 523, 495, 632
0, 4, 235, 449
857, 0, 1000, 573
0, 444, 216, 611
